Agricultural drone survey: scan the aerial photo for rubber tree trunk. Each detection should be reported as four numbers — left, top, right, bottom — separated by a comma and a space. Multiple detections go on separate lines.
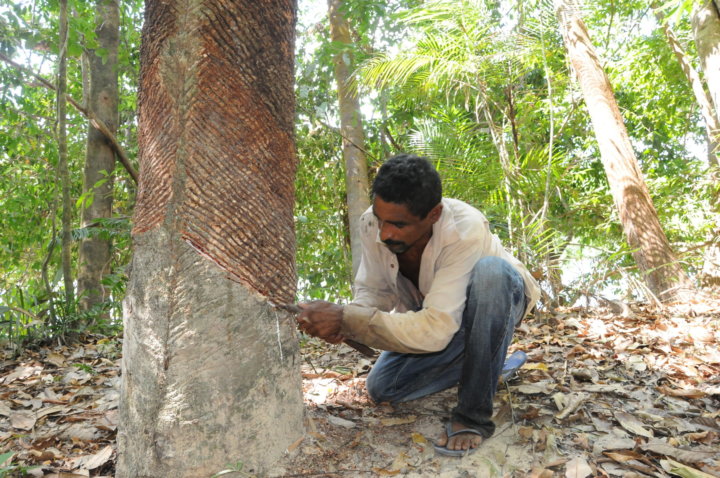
117, 1, 303, 476
554, 0, 692, 301
57, 0, 73, 308
78, 0, 119, 315
328, 0, 371, 278
654, 4, 719, 167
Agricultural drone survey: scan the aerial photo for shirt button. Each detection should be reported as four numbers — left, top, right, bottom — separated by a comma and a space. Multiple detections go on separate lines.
390, 264, 395, 268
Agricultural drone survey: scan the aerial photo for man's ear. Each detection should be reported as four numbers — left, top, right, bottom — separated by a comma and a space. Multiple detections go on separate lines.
428, 203, 443, 224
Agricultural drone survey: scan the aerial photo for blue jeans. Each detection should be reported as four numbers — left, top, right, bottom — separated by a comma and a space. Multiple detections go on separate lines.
365, 256, 526, 438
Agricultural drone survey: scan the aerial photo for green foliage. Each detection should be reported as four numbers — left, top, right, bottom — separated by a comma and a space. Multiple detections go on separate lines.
1, 0, 717, 330
0, 0, 140, 345
0, 451, 38, 477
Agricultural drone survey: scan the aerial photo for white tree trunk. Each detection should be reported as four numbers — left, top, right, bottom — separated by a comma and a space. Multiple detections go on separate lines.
693, 1, 720, 118
328, 0, 371, 278
654, 5, 719, 166
119, 229, 303, 477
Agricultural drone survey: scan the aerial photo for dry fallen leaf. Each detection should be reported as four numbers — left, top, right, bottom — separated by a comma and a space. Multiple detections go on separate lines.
46, 352, 66, 367
657, 385, 707, 399
36, 404, 69, 420
327, 415, 355, 428
565, 456, 593, 478
411, 432, 428, 445
530, 467, 554, 478
555, 392, 588, 420
641, 441, 718, 464
604, 450, 643, 462
516, 381, 555, 395
45, 473, 90, 478
380, 415, 417, 426
522, 362, 549, 372
10, 410, 36, 430
68, 445, 113, 471
2, 365, 43, 385
372, 468, 401, 476
660, 458, 717, 478
286, 435, 304, 453
614, 411, 654, 438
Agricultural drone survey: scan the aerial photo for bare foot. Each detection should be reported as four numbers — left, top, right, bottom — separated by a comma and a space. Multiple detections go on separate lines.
435, 421, 483, 452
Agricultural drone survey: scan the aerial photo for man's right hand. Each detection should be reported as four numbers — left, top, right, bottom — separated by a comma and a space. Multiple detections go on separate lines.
297, 301, 345, 344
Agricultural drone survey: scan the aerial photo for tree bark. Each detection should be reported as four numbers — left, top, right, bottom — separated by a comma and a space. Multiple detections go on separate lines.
692, 1, 720, 285
328, 0, 371, 278
77, 0, 119, 315
57, 0, 73, 308
555, 0, 692, 301
654, 4, 719, 167
693, 1, 720, 122
118, 1, 303, 476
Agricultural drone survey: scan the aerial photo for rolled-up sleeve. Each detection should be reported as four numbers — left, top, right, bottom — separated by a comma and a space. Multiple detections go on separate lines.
341, 305, 459, 354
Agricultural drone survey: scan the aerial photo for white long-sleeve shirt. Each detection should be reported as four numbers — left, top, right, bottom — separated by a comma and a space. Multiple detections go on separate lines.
340, 198, 540, 354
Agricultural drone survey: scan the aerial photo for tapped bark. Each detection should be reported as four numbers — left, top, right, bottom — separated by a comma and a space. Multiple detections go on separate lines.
555, 0, 692, 301
78, 0, 119, 316
328, 0, 371, 278
118, 1, 303, 476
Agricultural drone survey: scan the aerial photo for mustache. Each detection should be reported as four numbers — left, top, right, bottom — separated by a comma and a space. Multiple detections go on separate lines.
382, 239, 407, 247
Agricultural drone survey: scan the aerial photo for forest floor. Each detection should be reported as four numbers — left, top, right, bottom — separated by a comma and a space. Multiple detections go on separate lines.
1, 292, 719, 477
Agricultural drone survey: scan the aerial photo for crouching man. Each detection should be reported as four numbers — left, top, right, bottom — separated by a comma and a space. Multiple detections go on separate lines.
298, 154, 539, 456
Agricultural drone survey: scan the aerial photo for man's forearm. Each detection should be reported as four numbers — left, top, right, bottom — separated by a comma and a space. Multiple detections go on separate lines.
341, 304, 458, 354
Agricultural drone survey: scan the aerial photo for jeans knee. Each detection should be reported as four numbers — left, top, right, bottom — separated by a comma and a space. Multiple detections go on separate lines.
467, 256, 525, 312
469, 257, 514, 289
365, 368, 386, 403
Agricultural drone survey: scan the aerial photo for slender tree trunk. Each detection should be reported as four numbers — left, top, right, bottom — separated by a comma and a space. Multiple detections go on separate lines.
57, 0, 73, 308
692, 1, 720, 285
654, 4, 719, 167
118, 1, 302, 476
555, 0, 692, 301
328, 0, 370, 278
77, 0, 119, 315
693, 0, 720, 121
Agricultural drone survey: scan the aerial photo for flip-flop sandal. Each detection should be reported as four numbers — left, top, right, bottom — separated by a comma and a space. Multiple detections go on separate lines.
433, 422, 484, 457
500, 350, 527, 383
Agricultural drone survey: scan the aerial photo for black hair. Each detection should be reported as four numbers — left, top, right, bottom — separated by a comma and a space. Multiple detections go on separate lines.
371, 154, 442, 219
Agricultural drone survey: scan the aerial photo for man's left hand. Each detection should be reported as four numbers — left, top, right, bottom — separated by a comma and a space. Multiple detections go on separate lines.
297, 301, 344, 344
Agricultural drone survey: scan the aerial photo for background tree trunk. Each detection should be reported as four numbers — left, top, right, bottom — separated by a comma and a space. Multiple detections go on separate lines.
57, 0, 73, 308
692, 1, 720, 286
693, 0, 720, 122
555, 0, 692, 301
328, 0, 371, 278
654, 4, 719, 167
77, 0, 119, 315
118, 1, 303, 476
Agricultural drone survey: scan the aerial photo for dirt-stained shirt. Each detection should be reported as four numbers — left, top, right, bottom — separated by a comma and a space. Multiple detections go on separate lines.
340, 198, 540, 354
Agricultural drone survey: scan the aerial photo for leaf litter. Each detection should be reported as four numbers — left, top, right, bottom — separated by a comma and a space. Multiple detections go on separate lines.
0, 296, 718, 477
271, 296, 720, 477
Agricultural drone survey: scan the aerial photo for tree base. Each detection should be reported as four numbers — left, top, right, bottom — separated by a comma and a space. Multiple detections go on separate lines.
117, 228, 303, 477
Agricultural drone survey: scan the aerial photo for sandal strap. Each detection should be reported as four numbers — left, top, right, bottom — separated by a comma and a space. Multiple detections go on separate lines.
445, 423, 484, 438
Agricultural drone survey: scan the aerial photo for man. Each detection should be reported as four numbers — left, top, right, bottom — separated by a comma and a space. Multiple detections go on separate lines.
298, 154, 540, 456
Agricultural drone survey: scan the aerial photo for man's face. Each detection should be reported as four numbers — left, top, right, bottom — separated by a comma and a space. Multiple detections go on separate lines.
372, 197, 441, 254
